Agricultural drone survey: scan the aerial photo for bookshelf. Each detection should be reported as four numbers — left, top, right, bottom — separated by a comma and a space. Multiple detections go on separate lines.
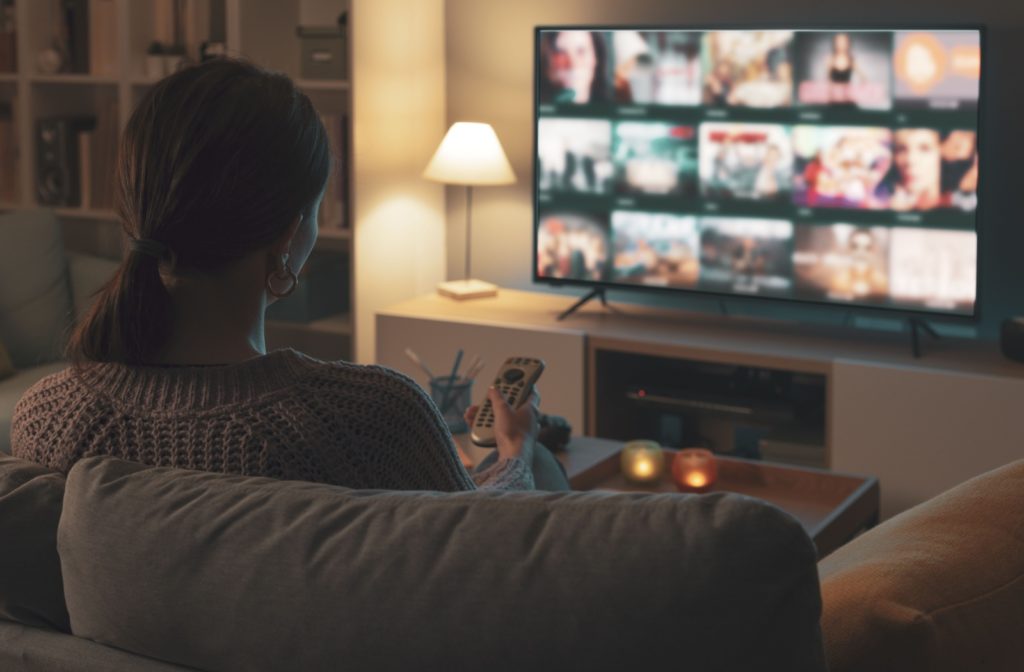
0, 0, 354, 361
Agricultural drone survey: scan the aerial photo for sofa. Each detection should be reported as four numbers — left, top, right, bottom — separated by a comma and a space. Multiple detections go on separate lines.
1, 453, 1022, 672
0, 210, 120, 453
1, 455, 826, 671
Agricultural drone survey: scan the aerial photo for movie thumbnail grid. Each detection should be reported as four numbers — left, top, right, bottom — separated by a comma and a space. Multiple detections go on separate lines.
538, 119, 979, 214
539, 29, 981, 111
537, 211, 976, 312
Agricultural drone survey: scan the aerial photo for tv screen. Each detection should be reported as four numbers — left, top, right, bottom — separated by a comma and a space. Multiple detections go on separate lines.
534, 28, 982, 316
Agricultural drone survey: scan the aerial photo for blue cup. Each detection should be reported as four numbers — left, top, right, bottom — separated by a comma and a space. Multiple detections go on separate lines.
430, 376, 473, 434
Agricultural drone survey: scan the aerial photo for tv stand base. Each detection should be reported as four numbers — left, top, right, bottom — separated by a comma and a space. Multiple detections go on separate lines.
558, 287, 608, 321
909, 318, 940, 358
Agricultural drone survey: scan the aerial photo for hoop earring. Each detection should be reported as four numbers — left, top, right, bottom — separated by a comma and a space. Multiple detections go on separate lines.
267, 264, 298, 298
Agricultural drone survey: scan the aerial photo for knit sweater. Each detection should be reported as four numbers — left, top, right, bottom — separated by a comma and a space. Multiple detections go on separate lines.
11, 349, 533, 491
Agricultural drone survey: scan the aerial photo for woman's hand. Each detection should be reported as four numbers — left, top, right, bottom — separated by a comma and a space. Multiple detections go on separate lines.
464, 386, 540, 463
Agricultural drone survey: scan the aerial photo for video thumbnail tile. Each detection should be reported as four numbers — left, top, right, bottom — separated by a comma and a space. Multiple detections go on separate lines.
698, 217, 794, 295
792, 125, 893, 210
701, 31, 795, 108
699, 122, 792, 202
893, 31, 980, 110
793, 224, 890, 303
538, 118, 614, 195
537, 211, 610, 282
611, 211, 700, 288
611, 31, 702, 105
538, 31, 615, 105
889, 227, 976, 311
612, 121, 698, 196
794, 31, 892, 110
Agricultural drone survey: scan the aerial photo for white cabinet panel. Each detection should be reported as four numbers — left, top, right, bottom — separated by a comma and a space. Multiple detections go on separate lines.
832, 362, 1024, 518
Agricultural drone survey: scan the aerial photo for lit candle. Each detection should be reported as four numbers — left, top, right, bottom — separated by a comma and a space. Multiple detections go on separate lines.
621, 440, 665, 484
671, 448, 717, 493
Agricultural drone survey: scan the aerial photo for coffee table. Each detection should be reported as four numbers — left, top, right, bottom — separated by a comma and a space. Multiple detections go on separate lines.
554, 437, 880, 558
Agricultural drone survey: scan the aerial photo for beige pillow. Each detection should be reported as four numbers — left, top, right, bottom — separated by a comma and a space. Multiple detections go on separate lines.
0, 340, 13, 381
819, 459, 1024, 672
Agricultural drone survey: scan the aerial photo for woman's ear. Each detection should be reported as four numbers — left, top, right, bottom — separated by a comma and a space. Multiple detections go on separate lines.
270, 213, 305, 260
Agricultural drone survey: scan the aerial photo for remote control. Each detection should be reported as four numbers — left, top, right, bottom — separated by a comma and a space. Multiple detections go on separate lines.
470, 356, 545, 447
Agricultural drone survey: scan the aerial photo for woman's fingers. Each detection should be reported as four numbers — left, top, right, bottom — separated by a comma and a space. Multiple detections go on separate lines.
464, 404, 479, 424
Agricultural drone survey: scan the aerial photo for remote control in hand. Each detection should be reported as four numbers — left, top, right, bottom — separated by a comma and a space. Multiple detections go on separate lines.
470, 356, 545, 447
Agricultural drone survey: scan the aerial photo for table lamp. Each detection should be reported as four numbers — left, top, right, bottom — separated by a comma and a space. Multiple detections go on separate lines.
424, 122, 516, 300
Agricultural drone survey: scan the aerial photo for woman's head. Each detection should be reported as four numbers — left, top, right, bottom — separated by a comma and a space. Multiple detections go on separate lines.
833, 33, 852, 55
540, 31, 608, 104
894, 128, 941, 195
68, 58, 332, 365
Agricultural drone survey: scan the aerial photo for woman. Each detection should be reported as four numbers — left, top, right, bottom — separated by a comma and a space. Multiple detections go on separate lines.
888, 128, 942, 211
826, 33, 858, 105
13, 58, 561, 492
539, 31, 609, 105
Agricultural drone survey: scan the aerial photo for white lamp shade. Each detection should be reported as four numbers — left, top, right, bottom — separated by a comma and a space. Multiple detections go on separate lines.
423, 122, 517, 186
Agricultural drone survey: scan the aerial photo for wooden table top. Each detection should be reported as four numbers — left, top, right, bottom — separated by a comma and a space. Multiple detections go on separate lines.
555, 436, 880, 558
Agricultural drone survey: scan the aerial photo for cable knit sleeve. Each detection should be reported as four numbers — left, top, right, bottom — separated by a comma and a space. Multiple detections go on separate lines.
358, 365, 535, 492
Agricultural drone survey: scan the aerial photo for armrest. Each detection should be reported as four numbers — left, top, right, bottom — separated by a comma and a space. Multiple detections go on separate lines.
819, 459, 1024, 672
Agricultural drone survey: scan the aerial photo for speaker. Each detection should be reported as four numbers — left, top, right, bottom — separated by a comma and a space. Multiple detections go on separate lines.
1000, 318, 1024, 363
36, 116, 94, 207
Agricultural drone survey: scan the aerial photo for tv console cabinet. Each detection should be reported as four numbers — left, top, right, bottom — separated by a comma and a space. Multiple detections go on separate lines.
376, 289, 1024, 518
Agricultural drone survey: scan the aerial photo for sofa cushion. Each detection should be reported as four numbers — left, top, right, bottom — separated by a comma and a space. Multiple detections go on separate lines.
0, 455, 70, 631
819, 458, 1024, 672
0, 361, 67, 454
0, 210, 72, 368
0, 621, 197, 672
60, 456, 826, 672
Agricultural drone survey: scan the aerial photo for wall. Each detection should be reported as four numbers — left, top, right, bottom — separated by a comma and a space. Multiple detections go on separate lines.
443, 0, 1024, 339
352, 0, 447, 363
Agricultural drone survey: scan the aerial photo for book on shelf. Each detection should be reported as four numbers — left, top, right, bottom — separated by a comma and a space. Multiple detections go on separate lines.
62, 0, 90, 74
0, 102, 16, 202
89, 0, 118, 76
77, 130, 92, 209
317, 112, 348, 233
153, 0, 214, 63
0, 0, 16, 73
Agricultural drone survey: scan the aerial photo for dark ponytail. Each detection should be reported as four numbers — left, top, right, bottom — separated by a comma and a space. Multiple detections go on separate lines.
67, 58, 332, 365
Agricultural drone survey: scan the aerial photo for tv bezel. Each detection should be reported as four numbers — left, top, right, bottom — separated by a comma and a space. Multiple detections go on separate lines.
531, 24, 987, 323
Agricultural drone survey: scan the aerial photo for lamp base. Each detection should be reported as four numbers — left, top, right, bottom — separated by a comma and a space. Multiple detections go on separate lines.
437, 278, 499, 301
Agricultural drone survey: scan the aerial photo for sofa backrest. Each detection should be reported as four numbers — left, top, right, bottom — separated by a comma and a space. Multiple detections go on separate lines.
58, 457, 826, 672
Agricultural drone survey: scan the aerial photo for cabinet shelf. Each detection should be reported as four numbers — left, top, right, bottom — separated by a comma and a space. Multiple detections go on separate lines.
30, 74, 119, 86
53, 207, 119, 221
296, 79, 350, 92
0, 73, 17, 82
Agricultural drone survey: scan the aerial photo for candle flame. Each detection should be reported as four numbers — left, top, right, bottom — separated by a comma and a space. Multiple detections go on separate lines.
685, 472, 708, 488
634, 459, 653, 477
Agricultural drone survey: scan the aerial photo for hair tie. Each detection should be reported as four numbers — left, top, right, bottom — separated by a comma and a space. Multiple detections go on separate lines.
129, 238, 174, 263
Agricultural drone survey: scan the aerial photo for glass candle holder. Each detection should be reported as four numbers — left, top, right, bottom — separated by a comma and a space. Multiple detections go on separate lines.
621, 440, 665, 484
671, 448, 718, 493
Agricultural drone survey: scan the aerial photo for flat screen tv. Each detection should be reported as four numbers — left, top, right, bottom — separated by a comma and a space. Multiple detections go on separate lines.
533, 27, 983, 317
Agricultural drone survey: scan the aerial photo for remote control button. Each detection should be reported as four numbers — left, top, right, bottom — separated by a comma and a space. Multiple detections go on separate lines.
503, 368, 525, 383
